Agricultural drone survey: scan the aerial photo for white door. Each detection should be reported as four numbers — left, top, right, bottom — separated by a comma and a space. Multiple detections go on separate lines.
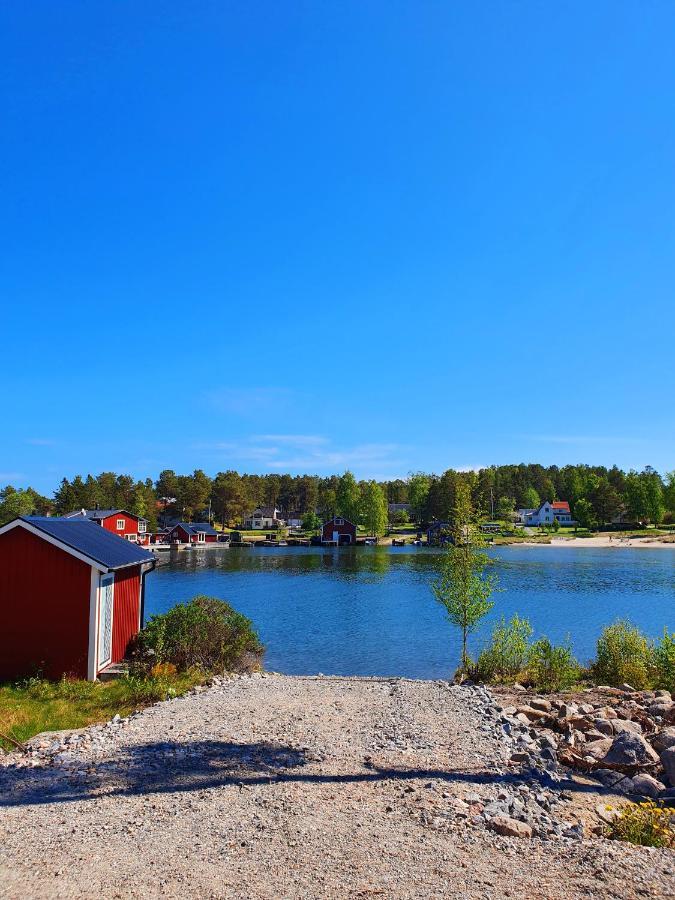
98, 574, 115, 670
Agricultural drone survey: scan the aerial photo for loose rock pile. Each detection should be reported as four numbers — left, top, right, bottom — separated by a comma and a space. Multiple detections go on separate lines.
498, 685, 675, 803
395, 682, 587, 841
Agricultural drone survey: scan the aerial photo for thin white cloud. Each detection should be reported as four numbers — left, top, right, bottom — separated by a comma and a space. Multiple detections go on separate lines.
192, 435, 404, 475
25, 438, 56, 446
0, 472, 25, 482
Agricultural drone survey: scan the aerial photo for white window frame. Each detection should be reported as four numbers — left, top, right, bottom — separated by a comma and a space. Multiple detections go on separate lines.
125, 534, 138, 542
116, 518, 125, 530
138, 521, 146, 533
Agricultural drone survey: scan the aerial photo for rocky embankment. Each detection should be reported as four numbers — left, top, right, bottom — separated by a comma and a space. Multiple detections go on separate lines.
496, 683, 675, 811
0, 675, 673, 899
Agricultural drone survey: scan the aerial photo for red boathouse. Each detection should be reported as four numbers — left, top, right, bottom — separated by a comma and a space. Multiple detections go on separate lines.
0, 517, 155, 681
165, 522, 219, 544
321, 516, 357, 545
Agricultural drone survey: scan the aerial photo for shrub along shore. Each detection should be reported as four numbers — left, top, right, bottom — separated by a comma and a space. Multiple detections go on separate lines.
469, 618, 674, 694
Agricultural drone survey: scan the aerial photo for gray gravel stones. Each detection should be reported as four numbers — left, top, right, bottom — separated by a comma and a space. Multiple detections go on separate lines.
1, 675, 674, 899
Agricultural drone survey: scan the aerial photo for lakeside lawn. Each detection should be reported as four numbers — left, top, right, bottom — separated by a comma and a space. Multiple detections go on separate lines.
0, 672, 204, 752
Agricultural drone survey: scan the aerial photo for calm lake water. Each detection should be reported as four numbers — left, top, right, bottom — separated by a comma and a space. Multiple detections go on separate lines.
145, 546, 674, 679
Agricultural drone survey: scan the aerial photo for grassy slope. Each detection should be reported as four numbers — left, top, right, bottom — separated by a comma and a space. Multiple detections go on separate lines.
0, 672, 204, 751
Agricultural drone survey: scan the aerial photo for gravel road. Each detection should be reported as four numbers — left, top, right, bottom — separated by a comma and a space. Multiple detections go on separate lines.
1, 674, 673, 899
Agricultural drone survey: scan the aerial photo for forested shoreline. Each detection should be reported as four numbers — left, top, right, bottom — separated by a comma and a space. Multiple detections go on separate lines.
1, 463, 673, 531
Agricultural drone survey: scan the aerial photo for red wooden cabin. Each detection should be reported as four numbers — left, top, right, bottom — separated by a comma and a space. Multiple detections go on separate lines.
64, 508, 150, 544
166, 522, 219, 544
321, 516, 357, 545
0, 517, 155, 681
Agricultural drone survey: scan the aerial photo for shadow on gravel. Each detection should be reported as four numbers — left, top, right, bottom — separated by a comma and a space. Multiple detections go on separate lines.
0, 740, 599, 809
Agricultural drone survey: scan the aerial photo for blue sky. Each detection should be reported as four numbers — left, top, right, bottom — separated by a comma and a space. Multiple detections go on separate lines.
2, 2, 674, 493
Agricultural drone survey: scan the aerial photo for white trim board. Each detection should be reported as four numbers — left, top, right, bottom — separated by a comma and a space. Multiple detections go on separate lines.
87, 567, 99, 680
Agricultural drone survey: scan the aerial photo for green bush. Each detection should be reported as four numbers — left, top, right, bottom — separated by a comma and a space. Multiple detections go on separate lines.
473, 615, 533, 682
654, 629, 675, 692
593, 621, 654, 690
526, 637, 580, 692
130, 596, 264, 675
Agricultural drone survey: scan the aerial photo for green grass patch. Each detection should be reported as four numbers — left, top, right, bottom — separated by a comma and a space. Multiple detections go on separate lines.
0, 671, 204, 751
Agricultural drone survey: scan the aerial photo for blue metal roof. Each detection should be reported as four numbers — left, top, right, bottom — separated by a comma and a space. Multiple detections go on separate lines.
172, 522, 219, 536
64, 508, 147, 523
19, 517, 155, 570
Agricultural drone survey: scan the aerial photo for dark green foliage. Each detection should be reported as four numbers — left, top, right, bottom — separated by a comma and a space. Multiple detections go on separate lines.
654, 629, 675, 691
473, 615, 533, 682
130, 596, 264, 674
526, 638, 580, 692
32, 460, 675, 533
593, 621, 654, 690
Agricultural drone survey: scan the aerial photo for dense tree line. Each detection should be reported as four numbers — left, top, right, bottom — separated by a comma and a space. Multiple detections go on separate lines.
1, 463, 674, 531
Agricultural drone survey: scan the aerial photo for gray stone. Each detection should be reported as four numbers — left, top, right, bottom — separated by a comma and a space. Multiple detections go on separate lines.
660, 746, 675, 787
648, 701, 674, 720
609, 719, 642, 736
630, 773, 667, 798
482, 801, 507, 818
593, 718, 614, 736
650, 726, 675, 754
509, 751, 531, 764
601, 731, 659, 767
594, 768, 625, 787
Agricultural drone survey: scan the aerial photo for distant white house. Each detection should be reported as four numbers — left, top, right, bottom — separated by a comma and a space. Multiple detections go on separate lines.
285, 514, 304, 529
244, 506, 284, 529
516, 500, 574, 527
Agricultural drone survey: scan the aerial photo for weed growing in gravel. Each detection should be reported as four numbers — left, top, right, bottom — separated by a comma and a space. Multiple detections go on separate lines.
605, 801, 675, 848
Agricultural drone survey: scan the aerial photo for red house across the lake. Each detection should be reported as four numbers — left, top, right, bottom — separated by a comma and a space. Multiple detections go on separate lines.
0, 516, 155, 681
64, 508, 150, 544
165, 522, 219, 544
321, 516, 357, 545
